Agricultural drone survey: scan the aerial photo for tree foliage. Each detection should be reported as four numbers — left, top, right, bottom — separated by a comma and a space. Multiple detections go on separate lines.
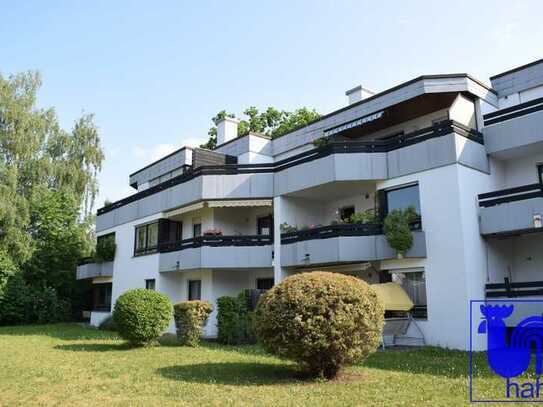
0, 70, 103, 323
200, 106, 320, 149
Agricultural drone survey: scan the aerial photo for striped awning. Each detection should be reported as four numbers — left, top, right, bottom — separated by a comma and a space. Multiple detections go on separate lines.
164, 199, 272, 217
164, 201, 206, 217
207, 199, 272, 208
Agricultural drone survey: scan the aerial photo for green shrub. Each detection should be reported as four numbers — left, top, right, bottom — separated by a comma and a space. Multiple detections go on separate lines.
27, 286, 71, 324
383, 206, 418, 256
95, 235, 116, 263
255, 272, 384, 379
99, 315, 117, 331
217, 291, 256, 345
173, 300, 212, 346
349, 209, 377, 224
0, 273, 30, 325
112, 289, 173, 346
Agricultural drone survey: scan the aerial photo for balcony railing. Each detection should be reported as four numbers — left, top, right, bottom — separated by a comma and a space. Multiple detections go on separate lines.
281, 220, 422, 244
158, 234, 273, 253
478, 183, 543, 208
486, 278, 543, 298
483, 95, 543, 126
98, 120, 481, 216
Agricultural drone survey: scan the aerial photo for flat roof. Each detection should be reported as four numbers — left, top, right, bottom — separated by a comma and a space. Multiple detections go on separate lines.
272, 73, 495, 140
129, 146, 192, 178
490, 57, 543, 80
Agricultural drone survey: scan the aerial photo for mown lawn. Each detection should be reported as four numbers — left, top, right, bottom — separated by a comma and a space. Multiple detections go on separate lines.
0, 324, 523, 406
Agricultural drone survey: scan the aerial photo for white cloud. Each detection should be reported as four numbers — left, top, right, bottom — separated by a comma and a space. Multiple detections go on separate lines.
182, 137, 207, 148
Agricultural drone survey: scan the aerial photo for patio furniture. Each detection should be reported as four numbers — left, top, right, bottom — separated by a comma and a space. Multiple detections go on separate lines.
371, 282, 426, 349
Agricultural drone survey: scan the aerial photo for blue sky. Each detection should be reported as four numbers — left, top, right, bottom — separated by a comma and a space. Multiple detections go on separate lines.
2, 1, 542, 208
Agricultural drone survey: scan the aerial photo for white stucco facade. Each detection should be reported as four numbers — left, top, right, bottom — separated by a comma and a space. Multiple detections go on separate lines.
79, 59, 543, 351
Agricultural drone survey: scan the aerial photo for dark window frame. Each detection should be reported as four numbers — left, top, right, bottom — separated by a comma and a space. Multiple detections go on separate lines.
383, 183, 421, 216
145, 279, 156, 290
192, 223, 202, 238
92, 283, 112, 312
134, 222, 159, 256
339, 205, 355, 222
188, 280, 202, 300
257, 215, 273, 235
256, 277, 274, 290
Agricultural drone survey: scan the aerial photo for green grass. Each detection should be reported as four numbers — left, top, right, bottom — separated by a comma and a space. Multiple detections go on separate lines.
0, 324, 523, 406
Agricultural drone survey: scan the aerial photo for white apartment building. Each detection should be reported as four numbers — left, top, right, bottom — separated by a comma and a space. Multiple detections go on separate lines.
78, 58, 543, 351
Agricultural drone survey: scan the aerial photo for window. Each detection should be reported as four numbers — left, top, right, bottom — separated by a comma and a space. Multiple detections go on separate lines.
188, 280, 201, 300
385, 184, 421, 215
193, 222, 202, 237
390, 270, 427, 319
134, 222, 159, 256
92, 283, 112, 311
339, 206, 355, 222
538, 164, 543, 184
145, 279, 156, 290
257, 216, 272, 235
256, 278, 274, 290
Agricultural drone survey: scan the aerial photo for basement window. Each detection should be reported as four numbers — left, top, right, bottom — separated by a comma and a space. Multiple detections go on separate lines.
145, 279, 156, 290
188, 280, 201, 300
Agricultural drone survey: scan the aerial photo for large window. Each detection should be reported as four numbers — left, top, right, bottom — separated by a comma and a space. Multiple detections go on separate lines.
134, 222, 159, 256
391, 269, 427, 319
188, 280, 201, 300
92, 283, 112, 312
385, 184, 421, 215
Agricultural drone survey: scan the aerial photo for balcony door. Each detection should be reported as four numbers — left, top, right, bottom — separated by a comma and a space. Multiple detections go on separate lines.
257, 215, 273, 235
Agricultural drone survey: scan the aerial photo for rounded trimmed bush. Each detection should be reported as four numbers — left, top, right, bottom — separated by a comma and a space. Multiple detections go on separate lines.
112, 289, 173, 346
255, 272, 384, 379
173, 300, 212, 346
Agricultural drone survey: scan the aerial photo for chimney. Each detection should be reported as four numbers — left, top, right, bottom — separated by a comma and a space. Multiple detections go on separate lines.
216, 117, 239, 146
345, 85, 375, 105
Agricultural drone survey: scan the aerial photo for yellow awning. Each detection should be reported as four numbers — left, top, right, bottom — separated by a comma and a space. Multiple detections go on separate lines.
164, 201, 206, 217
371, 282, 414, 311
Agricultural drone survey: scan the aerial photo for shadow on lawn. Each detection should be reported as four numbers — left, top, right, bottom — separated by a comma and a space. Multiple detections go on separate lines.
54, 342, 133, 352
157, 362, 302, 386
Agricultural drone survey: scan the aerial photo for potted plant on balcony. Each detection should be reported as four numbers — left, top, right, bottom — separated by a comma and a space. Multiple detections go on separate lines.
280, 223, 297, 234
203, 228, 223, 236
349, 209, 377, 224
383, 206, 418, 259
95, 236, 116, 263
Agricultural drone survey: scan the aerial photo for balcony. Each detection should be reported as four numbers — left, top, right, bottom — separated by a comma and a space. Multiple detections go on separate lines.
280, 223, 426, 268
486, 279, 543, 298
478, 183, 543, 236
158, 235, 273, 272
275, 120, 486, 195
483, 96, 543, 158
76, 259, 113, 280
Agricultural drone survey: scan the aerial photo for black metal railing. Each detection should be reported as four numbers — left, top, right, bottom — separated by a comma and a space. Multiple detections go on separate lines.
478, 183, 543, 208
97, 120, 481, 216
484, 95, 543, 126
280, 220, 422, 244
158, 234, 273, 253
486, 278, 543, 298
